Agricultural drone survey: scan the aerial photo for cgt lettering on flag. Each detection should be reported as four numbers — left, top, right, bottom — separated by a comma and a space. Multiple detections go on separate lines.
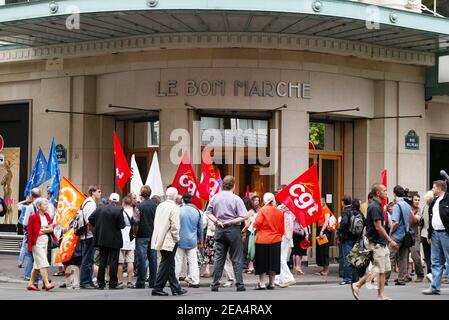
275, 163, 322, 227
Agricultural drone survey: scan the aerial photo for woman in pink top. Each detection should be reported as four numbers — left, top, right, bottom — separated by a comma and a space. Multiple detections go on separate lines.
252, 193, 285, 290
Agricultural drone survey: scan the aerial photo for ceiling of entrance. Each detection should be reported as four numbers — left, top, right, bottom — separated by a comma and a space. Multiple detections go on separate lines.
0, 0, 448, 53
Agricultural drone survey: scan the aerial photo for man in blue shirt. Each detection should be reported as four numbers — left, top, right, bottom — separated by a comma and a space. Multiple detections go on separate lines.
174, 193, 203, 288
386, 185, 413, 285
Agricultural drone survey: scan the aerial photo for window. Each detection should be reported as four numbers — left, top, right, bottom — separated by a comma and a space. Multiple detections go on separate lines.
126, 120, 159, 149
200, 117, 268, 148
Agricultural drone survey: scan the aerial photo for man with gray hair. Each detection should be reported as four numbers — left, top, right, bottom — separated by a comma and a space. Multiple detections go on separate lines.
151, 187, 186, 296
205, 175, 248, 292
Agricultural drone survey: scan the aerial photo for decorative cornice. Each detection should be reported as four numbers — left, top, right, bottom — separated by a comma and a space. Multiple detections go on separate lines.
0, 32, 435, 66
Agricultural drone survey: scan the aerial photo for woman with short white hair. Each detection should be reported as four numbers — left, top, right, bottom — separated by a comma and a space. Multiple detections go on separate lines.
26, 197, 55, 291
252, 193, 285, 290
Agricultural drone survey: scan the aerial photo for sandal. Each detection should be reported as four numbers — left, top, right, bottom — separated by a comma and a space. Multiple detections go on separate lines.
267, 284, 275, 290
254, 283, 266, 290
295, 270, 305, 275
45, 284, 55, 291
53, 271, 64, 277
26, 284, 41, 291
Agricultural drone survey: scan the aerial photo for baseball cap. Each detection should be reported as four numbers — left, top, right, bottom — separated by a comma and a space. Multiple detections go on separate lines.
109, 193, 120, 202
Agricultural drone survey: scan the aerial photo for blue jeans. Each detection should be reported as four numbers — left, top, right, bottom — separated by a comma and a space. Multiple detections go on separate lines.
342, 240, 358, 283
18, 234, 28, 266
135, 238, 157, 288
431, 231, 449, 292
79, 238, 96, 287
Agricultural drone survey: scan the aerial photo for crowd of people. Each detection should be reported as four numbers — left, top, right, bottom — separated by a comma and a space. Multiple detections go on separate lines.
8, 176, 449, 299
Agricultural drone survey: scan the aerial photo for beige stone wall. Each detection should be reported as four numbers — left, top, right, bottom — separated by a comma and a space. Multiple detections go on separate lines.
0, 47, 433, 202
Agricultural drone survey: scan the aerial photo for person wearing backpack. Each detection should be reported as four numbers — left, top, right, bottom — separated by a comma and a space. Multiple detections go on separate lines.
385, 185, 418, 285
79, 185, 102, 289
338, 195, 359, 285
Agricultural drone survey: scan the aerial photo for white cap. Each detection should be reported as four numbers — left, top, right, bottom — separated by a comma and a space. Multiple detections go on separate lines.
109, 193, 120, 202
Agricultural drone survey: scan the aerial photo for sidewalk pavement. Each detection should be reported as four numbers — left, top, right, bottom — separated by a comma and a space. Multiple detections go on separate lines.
0, 253, 342, 287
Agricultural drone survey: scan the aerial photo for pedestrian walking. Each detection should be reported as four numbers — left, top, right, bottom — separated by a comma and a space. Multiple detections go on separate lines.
26, 198, 55, 291
79, 185, 102, 289
134, 185, 158, 289
338, 195, 359, 285
275, 196, 296, 288
409, 194, 424, 282
118, 195, 136, 288
386, 185, 416, 285
253, 193, 284, 290
175, 193, 203, 288
351, 183, 398, 300
21, 189, 42, 281
201, 214, 215, 278
315, 198, 332, 276
88, 193, 126, 290
422, 180, 449, 295
151, 187, 187, 296
242, 197, 256, 274
205, 175, 248, 292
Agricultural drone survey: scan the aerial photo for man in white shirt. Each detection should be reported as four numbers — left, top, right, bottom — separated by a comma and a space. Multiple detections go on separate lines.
423, 180, 449, 295
79, 185, 102, 289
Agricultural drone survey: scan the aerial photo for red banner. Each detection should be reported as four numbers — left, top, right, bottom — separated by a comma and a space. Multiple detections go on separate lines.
275, 164, 322, 227
113, 131, 132, 192
172, 151, 203, 208
199, 145, 221, 200
381, 169, 388, 222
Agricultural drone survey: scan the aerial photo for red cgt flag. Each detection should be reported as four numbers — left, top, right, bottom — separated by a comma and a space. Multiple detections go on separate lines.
172, 151, 203, 208
275, 163, 323, 227
113, 131, 132, 192
199, 145, 221, 201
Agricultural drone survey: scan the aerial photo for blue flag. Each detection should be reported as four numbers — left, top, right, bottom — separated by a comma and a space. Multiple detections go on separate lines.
46, 137, 61, 205
24, 148, 49, 197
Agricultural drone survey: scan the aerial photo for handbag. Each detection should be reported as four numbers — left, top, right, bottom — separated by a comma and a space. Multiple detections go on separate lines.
48, 233, 58, 249
347, 227, 373, 271
247, 230, 256, 261
398, 204, 415, 248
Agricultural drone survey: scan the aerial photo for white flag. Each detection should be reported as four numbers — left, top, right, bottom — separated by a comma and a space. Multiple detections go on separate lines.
146, 152, 164, 197
130, 154, 143, 196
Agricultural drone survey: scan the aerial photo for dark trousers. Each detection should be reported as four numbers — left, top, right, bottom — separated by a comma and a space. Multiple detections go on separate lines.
212, 225, 244, 288
80, 238, 96, 287
154, 243, 182, 293
97, 246, 120, 288
421, 236, 432, 274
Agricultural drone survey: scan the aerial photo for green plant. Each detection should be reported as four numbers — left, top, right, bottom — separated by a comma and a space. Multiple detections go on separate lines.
309, 122, 325, 150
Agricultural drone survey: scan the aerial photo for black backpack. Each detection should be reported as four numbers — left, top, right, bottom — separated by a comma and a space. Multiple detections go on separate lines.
349, 210, 364, 238
73, 199, 93, 237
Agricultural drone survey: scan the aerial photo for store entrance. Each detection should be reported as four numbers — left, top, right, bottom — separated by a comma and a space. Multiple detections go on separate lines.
308, 121, 344, 260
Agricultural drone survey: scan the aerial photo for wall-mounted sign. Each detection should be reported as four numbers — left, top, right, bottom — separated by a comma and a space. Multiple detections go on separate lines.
56, 144, 67, 164
156, 80, 312, 99
405, 130, 419, 150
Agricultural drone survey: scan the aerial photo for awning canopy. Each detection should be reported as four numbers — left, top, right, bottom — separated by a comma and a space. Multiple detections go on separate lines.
0, 0, 448, 53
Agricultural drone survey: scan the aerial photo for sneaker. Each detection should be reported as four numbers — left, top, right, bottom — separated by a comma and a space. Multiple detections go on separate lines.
426, 273, 432, 283
223, 280, 234, 288
422, 288, 440, 295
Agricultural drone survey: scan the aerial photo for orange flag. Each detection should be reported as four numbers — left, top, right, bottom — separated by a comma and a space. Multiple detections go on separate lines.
54, 229, 79, 264
55, 176, 87, 229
